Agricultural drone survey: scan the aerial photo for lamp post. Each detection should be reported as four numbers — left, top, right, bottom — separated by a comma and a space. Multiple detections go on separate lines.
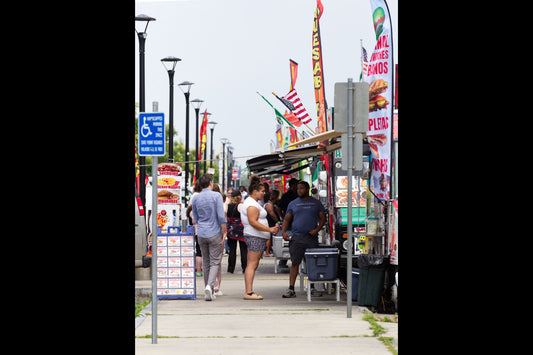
135, 13, 156, 215
190, 98, 203, 180
220, 138, 230, 192
208, 121, 218, 170
178, 81, 194, 205
161, 56, 181, 162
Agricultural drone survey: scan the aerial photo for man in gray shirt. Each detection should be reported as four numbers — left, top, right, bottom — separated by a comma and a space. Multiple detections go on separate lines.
191, 174, 227, 301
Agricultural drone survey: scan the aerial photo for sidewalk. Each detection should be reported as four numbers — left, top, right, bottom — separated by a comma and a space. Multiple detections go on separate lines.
135, 253, 398, 354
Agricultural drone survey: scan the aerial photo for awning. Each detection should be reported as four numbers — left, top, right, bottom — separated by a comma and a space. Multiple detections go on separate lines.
247, 142, 341, 176
247, 130, 344, 176
285, 130, 344, 149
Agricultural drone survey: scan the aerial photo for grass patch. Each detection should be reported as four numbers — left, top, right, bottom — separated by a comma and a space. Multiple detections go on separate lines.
135, 297, 151, 318
363, 311, 397, 354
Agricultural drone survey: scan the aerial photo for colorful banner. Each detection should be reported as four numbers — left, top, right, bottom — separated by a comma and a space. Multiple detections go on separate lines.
366, 0, 393, 201
312, 0, 327, 134
290, 59, 298, 91
199, 110, 208, 166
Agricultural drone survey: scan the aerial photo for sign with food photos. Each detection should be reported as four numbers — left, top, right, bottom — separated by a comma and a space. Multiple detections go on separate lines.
156, 163, 183, 232
366, 0, 394, 201
156, 225, 196, 299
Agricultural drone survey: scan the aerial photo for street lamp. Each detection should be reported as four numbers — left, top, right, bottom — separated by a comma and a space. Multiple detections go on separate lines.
178, 81, 194, 205
220, 138, 230, 192
190, 98, 203, 180
161, 56, 182, 162
135, 13, 156, 219
208, 120, 218, 170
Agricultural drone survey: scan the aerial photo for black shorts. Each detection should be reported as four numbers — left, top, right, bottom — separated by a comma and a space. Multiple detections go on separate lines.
289, 234, 319, 264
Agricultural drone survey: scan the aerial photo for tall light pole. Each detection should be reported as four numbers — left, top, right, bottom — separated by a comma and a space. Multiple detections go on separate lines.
161, 56, 181, 162
220, 138, 230, 192
208, 121, 218, 170
190, 98, 203, 180
135, 14, 156, 215
178, 81, 194, 206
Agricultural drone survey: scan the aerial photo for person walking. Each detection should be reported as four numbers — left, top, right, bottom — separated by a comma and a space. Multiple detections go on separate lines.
281, 181, 326, 298
191, 174, 227, 301
240, 183, 280, 300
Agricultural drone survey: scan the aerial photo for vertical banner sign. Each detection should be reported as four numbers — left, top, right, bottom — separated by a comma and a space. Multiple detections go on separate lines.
290, 59, 298, 91
312, 0, 327, 134
366, 0, 393, 201
199, 110, 208, 168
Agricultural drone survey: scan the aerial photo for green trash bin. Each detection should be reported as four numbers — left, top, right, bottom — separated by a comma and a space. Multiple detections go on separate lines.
357, 254, 388, 308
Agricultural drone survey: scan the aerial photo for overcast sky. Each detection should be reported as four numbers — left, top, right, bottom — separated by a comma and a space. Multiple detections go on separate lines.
135, 0, 398, 168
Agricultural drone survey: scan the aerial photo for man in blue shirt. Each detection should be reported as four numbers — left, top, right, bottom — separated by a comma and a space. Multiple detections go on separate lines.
191, 174, 227, 301
281, 181, 326, 298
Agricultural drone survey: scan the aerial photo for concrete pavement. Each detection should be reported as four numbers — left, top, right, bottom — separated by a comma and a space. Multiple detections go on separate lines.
135, 253, 398, 354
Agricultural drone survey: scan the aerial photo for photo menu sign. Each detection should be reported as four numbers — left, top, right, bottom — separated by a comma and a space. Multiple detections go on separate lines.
156, 225, 196, 299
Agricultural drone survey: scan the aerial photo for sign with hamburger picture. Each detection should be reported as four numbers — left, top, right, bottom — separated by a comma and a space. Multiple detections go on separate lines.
157, 163, 183, 232
366, 0, 393, 201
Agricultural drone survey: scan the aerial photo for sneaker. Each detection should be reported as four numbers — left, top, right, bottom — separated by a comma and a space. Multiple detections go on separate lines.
214, 290, 223, 296
282, 288, 296, 298
205, 285, 213, 301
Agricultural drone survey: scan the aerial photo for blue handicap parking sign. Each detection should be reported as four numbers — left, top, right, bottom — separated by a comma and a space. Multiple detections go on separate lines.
138, 112, 165, 156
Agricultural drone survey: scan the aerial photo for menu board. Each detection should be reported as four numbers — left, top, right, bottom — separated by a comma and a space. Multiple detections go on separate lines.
157, 163, 183, 232
334, 176, 367, 208
156, 225, 196, 299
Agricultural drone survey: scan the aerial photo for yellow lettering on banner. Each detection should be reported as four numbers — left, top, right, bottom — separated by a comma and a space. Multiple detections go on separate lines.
314, 75, 322, 89
313, 61, 321, 75
313, 32, 319, 46
312, 47, 320, 60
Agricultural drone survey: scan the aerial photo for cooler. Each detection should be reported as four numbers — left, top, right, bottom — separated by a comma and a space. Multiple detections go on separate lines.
304, 248, 339, 281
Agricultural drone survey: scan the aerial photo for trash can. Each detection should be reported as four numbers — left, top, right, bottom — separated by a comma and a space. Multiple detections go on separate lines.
351, 268, 360, 301
357, 254, 388, 308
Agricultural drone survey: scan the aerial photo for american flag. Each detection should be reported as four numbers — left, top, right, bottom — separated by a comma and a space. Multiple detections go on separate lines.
280, 89, 312, 124
362, 46, 368, 77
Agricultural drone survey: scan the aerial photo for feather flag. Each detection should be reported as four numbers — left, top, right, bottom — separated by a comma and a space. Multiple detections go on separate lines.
199, 110, 208, 164
290, 59, 298, 91
312, 0, 328, 134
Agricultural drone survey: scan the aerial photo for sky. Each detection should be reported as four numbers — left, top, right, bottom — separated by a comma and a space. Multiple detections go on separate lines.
135, 0, 398, 168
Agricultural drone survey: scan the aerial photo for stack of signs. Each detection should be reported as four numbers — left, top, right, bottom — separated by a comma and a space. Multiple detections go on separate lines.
156, 163, 183, 232
156, 226, 196, 299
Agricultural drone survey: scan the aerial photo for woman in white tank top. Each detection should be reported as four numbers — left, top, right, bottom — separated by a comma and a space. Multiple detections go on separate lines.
240, 183, 280, 300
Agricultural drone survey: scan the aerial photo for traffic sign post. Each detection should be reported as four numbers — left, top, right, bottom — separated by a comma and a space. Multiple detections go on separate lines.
138, 112, 165, 343
138, 112, 165, 156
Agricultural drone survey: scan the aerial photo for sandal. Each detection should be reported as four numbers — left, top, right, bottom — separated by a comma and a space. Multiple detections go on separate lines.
243, 292, 263, 300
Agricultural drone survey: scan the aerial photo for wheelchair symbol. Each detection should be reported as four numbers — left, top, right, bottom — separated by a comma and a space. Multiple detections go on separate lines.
140, 117, 152, 138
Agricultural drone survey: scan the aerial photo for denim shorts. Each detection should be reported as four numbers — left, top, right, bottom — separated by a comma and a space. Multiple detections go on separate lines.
244, 234, 268, 252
